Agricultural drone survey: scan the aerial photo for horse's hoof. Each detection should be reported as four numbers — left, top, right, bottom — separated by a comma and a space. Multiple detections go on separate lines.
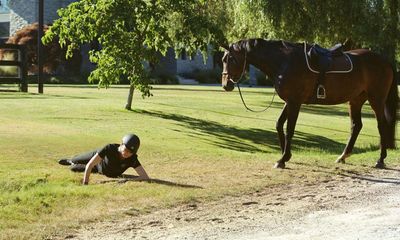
374, 161, 386, 169
336, 153, 349, 164
274, 161, 285, 169
335, 158, 345, 164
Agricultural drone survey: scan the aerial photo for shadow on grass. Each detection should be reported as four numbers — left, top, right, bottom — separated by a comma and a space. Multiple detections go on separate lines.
0, 92, 95, 100
145, 100, 377, 137
145, 101, 283, 121
152, 86, 277, 94
99, 175, 203, 188
300, 104, 376, 119
0, 89, 19, 92
135, 109, 279, 153
292, 161, 400, 184
131, 109, 378, 155
338, 168, 400, 184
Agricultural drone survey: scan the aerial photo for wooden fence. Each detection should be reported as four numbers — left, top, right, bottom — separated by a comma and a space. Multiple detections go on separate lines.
0, 44, 27, 92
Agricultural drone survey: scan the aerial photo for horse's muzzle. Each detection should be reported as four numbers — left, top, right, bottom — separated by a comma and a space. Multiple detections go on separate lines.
223, 81, 235, 91
222, 74, 235, 91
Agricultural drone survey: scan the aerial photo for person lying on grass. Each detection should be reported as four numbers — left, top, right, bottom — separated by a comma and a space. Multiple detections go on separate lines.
58, 133, 149, 185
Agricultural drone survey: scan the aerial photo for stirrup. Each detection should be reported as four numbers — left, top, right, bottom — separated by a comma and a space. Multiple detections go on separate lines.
317, 84, 326, 99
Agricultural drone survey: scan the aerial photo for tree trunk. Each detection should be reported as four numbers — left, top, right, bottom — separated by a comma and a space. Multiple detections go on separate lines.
125, 84, 135, 110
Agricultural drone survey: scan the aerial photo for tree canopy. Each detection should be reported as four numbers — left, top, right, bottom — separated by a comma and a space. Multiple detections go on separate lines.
44, 0, 399, 101
43, 0, 226, 98
223, 0, 399, 65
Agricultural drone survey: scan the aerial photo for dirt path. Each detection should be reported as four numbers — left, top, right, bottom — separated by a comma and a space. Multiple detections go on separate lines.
70, 167, 400, 240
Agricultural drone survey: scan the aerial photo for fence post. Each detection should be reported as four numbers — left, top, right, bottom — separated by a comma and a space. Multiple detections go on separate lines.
19, 45, 28, 92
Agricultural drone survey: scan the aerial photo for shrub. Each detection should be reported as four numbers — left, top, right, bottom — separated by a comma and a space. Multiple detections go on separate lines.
180, 67, 222, 84
149, 72, 179, 84
26, 74, 89, 84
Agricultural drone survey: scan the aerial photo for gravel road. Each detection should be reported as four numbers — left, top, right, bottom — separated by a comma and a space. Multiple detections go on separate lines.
68, 167, 400, 240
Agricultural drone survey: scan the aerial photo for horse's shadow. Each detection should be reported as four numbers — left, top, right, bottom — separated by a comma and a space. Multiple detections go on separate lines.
300, 104, 376, 119
293, 161, 400, 185
132, 109, 376, 154
99, 174, 203, 188
338, 172, 400, 184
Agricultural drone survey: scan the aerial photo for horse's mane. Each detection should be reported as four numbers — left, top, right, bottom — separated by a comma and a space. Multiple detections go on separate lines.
232, 38, 303, 52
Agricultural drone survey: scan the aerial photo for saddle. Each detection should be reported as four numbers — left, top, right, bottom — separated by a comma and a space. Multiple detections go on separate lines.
306, 43, 353, 99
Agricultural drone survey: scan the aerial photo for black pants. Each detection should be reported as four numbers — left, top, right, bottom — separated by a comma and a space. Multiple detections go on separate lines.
69, 149, 102, 173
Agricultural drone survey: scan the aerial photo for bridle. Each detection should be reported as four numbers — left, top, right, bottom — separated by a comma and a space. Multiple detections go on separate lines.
222, 50, 247, 84
222, 49, 276, 113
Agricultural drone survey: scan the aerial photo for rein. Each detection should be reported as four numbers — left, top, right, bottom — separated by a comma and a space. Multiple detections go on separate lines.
237, 82, 276, 113
228, 50, 276, 113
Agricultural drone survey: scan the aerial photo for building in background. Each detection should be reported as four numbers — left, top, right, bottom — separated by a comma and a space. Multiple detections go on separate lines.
0, 0, 10, 40
8, 0, 75, 35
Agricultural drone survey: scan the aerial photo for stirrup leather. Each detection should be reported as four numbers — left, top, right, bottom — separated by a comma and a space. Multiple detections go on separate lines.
317, 84, 326, 99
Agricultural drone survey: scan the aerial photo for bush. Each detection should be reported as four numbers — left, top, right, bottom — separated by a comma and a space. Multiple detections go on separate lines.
26, 74, 89, 84
180, 67, 222, 84
149, 72, 179, 84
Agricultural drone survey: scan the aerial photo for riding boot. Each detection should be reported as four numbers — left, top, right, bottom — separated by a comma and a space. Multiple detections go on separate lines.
58, 158, 73, 165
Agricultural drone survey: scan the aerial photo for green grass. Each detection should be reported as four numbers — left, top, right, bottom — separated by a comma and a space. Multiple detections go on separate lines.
0, 85, 398, 239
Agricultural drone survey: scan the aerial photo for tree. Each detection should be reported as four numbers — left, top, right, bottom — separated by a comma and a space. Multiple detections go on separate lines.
235, 0, 399, 66
43, 0, 226, 109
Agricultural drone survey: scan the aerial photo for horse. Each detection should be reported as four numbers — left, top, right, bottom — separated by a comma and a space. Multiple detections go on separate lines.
221, 38, 398, 169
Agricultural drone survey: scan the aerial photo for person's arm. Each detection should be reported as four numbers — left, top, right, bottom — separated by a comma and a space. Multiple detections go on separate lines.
82, 153, 102, 185
133, 165, 150, 180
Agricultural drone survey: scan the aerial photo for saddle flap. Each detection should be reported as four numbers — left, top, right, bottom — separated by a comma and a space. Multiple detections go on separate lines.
306, 43, 353, 73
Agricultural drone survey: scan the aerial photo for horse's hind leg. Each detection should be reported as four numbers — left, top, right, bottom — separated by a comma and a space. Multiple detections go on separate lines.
369, 99, 388, 168
336, 94, 367, 164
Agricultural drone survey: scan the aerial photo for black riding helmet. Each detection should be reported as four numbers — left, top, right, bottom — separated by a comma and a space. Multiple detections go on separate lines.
122, 134, 140, 153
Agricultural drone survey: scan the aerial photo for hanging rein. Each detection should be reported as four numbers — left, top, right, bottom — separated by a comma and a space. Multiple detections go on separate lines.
223, 50, 276, 113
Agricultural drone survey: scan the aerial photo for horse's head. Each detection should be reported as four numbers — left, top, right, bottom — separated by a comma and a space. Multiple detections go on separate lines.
221, 44, 246, 92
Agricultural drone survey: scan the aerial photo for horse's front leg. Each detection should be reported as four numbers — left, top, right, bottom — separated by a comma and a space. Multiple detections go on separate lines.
276, 103, 288, 153
274, 102, 301, 169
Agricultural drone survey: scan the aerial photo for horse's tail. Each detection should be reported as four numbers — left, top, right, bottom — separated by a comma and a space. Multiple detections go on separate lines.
384, 67, 399, 149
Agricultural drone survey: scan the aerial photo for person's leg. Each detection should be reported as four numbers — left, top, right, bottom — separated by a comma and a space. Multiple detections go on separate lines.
70, 163, 99, 173
70, 150, 98, 164
70, 164, 86, 172
59, 149, 98, 166
59, 149, 102, 175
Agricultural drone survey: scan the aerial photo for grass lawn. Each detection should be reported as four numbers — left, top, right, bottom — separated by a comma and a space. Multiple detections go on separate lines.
0, 84, 398, 239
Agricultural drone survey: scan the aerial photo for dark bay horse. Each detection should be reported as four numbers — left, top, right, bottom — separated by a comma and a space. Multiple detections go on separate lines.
221, 38, 398, 169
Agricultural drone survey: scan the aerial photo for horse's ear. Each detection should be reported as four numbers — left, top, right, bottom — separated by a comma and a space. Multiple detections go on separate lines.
220, 43, 229, 51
